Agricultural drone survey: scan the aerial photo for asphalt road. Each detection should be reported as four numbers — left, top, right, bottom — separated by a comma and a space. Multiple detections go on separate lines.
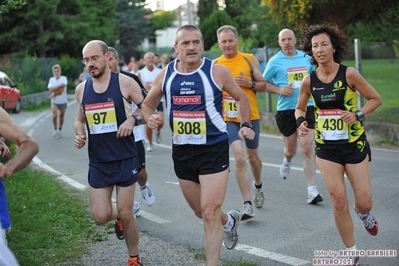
11, 99, 399, 266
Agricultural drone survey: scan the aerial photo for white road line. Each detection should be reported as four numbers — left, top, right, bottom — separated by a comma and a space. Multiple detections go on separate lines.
33, 157, 87, 190
234, 244, 310, 266
137, 211, 171, 224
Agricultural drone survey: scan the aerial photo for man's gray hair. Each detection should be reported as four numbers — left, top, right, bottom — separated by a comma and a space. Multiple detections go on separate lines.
52, 64, 61, 71
216, 25, 238, 39
108, 47, 118, 58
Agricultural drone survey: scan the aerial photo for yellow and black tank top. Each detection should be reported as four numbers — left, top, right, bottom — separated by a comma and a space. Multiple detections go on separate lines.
310, 64, 364, 144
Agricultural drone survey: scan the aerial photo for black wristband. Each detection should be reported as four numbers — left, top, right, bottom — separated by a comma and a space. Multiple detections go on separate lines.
251, 80, 256, 89
132, 115, 142, 126
296, 116, 306, 128
240, 122, 253, 129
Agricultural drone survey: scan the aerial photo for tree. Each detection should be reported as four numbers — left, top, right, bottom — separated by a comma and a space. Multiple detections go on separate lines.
348, 5, 399, 42
0, 0, 26, 20
115, 0, 152, 56
224, 0, 261, 39
199, 10, 238, 51
197, 0, 218, 24
0, 0, 117, 57
262, 0, 399, 33
149, 10, 176, 38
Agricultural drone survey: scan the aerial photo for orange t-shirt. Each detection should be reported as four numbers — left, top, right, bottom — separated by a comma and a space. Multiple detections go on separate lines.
214, 52, 259, 122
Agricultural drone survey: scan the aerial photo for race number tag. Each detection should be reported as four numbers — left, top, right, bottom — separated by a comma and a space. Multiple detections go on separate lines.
318, 109, 349, 140
223, 94, 238, 118
85, 102, 118, 134
172, 111, 206, 144
287, 66, 308, 88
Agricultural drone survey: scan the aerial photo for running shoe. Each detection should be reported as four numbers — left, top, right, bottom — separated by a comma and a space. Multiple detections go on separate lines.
126, 257, 143, 266
253, 181, 265, 208
279, 158, 291, 179
307, 187, 324, 204
114, 217, 124, 240
354, 206, 379, 236
52, 129, 58, 138
147, 143, 153, 152
224, 209, 241, 250
241, 202, 255, 221
134, 200, 141, 218
156, 131, 162, 144
57, 130, 62, 138
139, 182, 155, 206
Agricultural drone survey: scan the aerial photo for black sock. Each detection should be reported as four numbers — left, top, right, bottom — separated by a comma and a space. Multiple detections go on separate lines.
244, 201, 252, 205
255, 183, 262, 189
129, 255, 139, 259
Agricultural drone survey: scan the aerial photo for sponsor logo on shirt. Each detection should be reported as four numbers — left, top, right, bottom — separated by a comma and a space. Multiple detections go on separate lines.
173, 96, 201, 105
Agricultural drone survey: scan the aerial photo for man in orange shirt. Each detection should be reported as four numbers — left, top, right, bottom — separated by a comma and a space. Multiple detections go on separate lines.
215, 25, 267, 220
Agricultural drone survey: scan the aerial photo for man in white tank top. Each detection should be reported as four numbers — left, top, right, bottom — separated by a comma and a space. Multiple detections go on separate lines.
140, 52, 163, 152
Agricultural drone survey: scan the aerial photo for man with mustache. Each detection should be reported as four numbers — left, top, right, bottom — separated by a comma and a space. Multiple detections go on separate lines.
141, 24, 255, 266
74, 40, 145, 266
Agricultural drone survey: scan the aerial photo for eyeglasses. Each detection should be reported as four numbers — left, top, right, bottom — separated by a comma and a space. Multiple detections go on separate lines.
81, 55, 103, 65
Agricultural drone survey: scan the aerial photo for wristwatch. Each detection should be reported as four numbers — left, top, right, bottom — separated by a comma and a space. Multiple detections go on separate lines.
240, 122, 253, 129
251, 80, 256, 89
355, 110, 365, 122
132, 115, 142, 126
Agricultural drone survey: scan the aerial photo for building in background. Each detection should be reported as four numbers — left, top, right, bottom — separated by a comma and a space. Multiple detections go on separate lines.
142, 0, 198, 51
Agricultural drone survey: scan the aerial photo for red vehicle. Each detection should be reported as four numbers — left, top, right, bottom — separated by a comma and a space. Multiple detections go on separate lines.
0, 71, 21, 113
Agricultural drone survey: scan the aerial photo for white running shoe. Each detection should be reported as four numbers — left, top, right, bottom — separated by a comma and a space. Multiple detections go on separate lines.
241, 202, 255, 221
52, 129, 58, 138
133, 200, 141, 218
280, 158, 291, 179
147, 143, 153, 152
307, 187, 323, 204
58, 130, 62, 138
224, 209, 241, 250
139, 182, 155, 206
253, 181, 265, 208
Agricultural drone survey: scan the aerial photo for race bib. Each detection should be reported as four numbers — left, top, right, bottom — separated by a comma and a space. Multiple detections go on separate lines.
85, 101, 118, 134
172, 111, 206, 144
287, 66, 308, 88
223, 94, 238, 118
317, 109, 349, 140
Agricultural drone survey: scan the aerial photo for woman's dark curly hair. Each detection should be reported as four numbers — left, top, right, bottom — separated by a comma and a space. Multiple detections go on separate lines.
299, 24, 349, 67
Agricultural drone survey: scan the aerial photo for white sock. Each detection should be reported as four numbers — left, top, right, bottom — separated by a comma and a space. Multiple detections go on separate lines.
283, 157, 292, 165
346, 244, 357, 251
308, 185, 317, 193
355, 207, 368, 219
223, 214, 235, 231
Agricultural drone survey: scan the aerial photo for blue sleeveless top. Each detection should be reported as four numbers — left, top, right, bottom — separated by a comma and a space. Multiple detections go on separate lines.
0, 180, 10, 229
162, 58, 228, 146
82, 72, 137, 162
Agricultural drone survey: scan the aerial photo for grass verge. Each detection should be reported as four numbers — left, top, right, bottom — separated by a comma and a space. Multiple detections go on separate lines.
23, 98, 52, 112
5, 168, 259, 266
4, 168, 107, 266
